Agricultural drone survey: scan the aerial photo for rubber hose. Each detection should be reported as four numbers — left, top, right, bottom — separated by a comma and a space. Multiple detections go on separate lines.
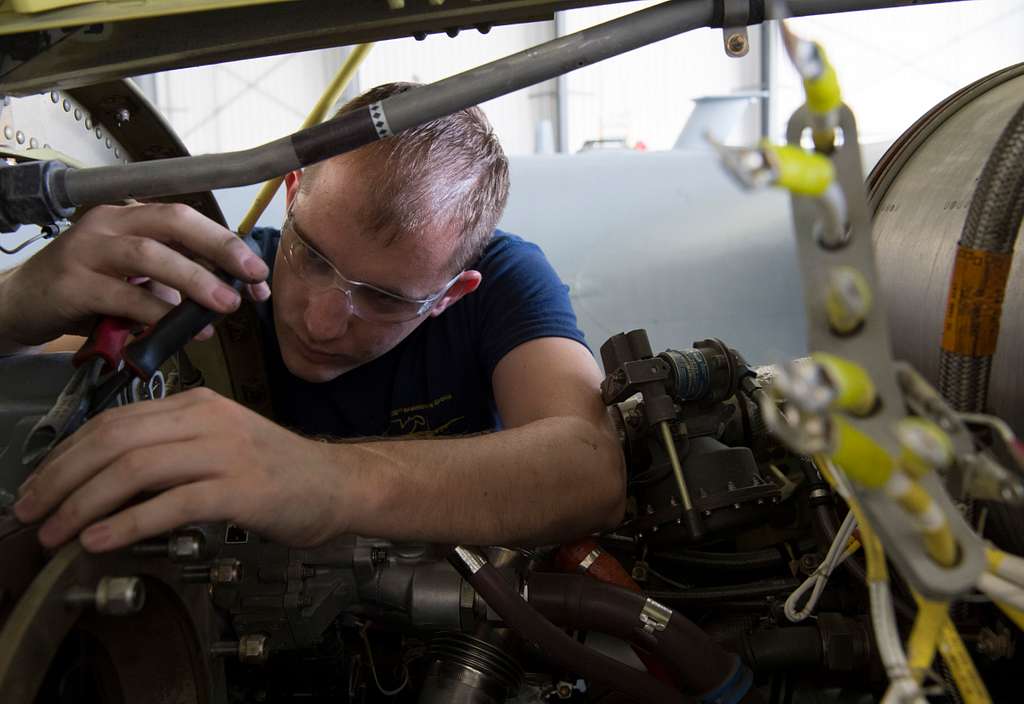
737, 627, 823, 671
646, 578, 799, 604
527, 573, 763, 704
938, 99, 1024, 412
649, 546, 789, 572
556, 540, 678, 687
447, 551, 685, 703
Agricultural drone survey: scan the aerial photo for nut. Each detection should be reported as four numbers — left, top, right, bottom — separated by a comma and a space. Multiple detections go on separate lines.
210, 558, 242, 584
93, 576, 145, 615
169, 534, 202, 561
239, 634, 270, 664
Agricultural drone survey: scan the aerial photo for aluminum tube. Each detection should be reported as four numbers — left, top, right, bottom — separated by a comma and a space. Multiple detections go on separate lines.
383, 1, 714, 134
62, 138, 299, 207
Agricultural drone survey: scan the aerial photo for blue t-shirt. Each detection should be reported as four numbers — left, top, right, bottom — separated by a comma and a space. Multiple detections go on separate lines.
249, 228, 586, 439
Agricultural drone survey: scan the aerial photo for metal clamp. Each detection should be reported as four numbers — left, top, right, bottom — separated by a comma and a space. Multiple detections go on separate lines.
722, 0, 750, 58
638, 598, 672, 635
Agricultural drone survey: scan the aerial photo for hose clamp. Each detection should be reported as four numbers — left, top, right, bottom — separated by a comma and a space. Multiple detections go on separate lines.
639, 598, 672, 635
453, 546, 487, 574
578, 548, 601, 572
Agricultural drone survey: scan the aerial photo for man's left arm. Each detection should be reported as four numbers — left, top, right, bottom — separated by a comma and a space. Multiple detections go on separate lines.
14, 338, 625, 551
330, 336, 626, 545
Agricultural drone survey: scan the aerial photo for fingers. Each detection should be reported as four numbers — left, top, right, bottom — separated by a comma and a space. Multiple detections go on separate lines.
80, 480, 229, 552
14, 392, 205, 523
102, 235, 242, 316
245, 281, 272, 302
37, 440, 214, 549
111, 203, 268, 285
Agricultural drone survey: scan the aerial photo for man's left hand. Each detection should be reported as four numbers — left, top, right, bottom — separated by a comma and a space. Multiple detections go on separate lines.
13, 388, 350, 552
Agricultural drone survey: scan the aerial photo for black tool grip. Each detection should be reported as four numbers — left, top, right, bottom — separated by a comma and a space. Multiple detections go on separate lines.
121, 276, 243, 380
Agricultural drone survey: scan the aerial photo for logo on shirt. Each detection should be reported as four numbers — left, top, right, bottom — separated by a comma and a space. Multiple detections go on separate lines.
388, 394, 465, 437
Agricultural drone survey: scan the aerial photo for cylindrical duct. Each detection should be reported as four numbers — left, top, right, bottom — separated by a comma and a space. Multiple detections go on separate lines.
869, 63, 1024, 432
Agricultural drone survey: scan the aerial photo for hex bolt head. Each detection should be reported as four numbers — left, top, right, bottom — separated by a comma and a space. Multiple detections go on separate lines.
239, 634, 270, 664
65, 576, 145, 615
169, 534, 203, 561
210, 558, 242, 584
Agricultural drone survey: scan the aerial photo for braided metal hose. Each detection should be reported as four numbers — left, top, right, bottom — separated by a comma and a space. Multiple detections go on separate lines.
938, 100, 1024, 411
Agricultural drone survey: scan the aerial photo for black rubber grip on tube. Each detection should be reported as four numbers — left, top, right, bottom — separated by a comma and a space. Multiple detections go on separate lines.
290, 107, 381, 166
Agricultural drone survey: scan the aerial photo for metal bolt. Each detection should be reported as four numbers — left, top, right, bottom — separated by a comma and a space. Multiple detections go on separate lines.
555, 681, 574, 699
15, 131, 24, 145
370, 546, 389, 567
239, 634, 270, 664
95, 128, 102, 139
49, 91, 59, 103
170, 533, 202, 560
114, 148, 121, 158
29, 137, 38, 149
84, 117, 92, 129
727, 33, 747, 55
73, 109, 82, 121
62, 99, 71, 112
2, 126, 11, 140
115, 108, 131, 125
210, 558, 242, 584
65, 576, 145, 615
105, 138, 112, 148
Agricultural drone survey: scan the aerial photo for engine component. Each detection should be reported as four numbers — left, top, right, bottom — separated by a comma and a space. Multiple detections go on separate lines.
419, 627, 524, 704
870, 63, 1024, 433
603, 330, 783, 544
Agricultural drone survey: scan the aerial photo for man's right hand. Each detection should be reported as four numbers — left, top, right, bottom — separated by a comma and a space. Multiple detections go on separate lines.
0, 203, 271, 350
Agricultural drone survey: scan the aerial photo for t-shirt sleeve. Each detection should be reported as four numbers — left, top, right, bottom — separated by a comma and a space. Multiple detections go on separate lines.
473, 234, 588, 378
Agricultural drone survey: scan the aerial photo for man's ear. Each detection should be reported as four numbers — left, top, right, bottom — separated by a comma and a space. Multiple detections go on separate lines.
284, 170, 303, 209
429, 270, 482, 317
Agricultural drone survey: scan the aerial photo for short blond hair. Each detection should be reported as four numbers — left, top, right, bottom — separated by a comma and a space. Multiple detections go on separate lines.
301, 82, 510, 273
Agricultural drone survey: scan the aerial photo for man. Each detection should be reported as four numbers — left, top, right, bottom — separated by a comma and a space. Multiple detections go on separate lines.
0, 83, 625, 553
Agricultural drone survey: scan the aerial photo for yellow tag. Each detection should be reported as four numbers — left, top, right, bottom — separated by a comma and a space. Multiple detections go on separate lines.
941, 246, 1013, 356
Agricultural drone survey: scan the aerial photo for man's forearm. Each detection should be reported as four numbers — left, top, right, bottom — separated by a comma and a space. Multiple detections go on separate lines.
330, 416, 625, 546
0, 267, 34, 355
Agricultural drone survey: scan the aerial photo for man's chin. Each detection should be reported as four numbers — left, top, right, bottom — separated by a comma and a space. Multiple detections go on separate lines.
281, 346, 359, 383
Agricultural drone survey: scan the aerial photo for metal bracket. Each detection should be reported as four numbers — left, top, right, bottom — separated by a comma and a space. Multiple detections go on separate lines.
784, 105, 985, 600
722, 0, 750, 58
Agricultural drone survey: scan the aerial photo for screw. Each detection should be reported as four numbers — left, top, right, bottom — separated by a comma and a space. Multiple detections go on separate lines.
115, 108, 131, 125
555, 681, 574, 698
727, 33, 747, 55
210, 558, 242, 584
65, 576, 145, 615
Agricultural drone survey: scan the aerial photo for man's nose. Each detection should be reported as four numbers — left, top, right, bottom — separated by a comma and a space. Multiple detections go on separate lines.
303, 288, 353, 342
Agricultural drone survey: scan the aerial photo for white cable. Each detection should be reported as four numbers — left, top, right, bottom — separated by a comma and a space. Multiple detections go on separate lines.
990, 549, 1024, 588
871, 582, 925, 704
784, 510, 857, 622
978, 572, 1024, 612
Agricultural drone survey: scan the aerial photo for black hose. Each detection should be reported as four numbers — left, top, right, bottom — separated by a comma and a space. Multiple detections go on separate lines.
938, 98, 1024, 412
646, 578, 799, 604
448, 549, 685, 703
649, 546, 790, 572
527, 573, 762, 703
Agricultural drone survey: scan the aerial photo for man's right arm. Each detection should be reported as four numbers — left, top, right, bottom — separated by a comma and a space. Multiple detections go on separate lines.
0, 203, 271, 354
0, 266, 37, 355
